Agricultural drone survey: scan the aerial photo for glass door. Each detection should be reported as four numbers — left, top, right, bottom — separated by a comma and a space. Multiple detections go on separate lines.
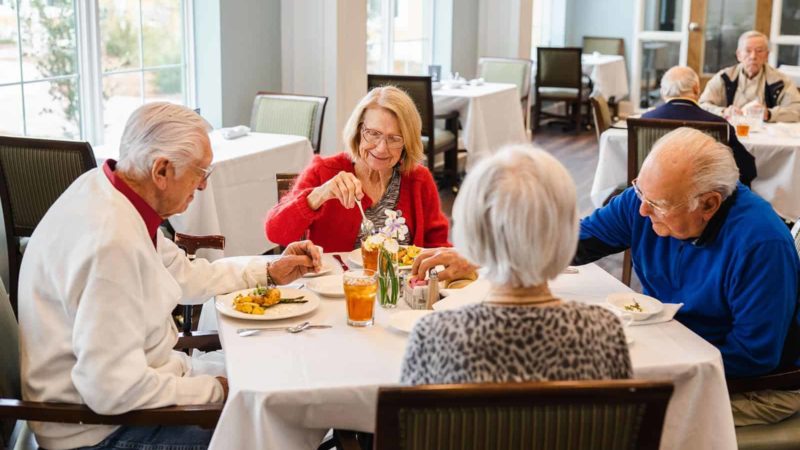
770, 0, 800, 68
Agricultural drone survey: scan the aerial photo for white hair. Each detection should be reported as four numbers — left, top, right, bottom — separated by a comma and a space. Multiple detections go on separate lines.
737, 30, 769, 51
660, 66, 699, 99
116, 102, 211, 178
644, 127, 739, 210
452, 145, 579, 288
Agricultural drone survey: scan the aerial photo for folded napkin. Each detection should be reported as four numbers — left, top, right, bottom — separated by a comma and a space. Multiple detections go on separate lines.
628, 302, 683, 326
220, 125, 250, 140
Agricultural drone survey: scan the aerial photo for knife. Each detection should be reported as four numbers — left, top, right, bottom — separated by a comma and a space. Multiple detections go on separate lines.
333, 254, 350, 271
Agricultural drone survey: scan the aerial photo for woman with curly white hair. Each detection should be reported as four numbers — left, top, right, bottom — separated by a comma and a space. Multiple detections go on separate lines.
401, 145, 632, 384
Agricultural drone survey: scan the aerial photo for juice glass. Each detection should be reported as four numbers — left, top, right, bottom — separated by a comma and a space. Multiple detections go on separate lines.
361, 241, 379, 272
343, 269, 377, 326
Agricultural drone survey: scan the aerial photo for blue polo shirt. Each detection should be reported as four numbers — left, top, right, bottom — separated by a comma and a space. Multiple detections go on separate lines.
576, 184, 800, 378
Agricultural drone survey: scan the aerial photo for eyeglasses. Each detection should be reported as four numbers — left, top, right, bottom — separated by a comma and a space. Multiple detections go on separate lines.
361, 126, 404, 150
189, 163, 214, 182
631, 178, 691, 217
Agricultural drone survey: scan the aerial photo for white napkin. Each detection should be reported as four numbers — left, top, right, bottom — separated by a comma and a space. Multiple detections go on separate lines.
628, 302, 683, 326
220, 125, 250, 140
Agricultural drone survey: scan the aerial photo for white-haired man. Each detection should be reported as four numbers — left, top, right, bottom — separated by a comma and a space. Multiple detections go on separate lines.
18, 102, 321, 450
575, 128, 800, 425
644, 66, 756, 186
699, 30, 800, 122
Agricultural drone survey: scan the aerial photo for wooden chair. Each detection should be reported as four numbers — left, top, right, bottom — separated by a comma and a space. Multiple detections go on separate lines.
0, 278, 221, 449
478, 56, 533, 130
0, 136, 97, 317
590, 95, 612, 143
173, 233, 226, 335
618, 118, 730, 285
534, 47, 591, 134
333, 379, 673, 450
250, 92, 328, 154
367, 74, 460, 188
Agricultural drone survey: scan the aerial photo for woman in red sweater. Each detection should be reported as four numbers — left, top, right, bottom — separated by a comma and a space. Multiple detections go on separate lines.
265, 86, 451, 252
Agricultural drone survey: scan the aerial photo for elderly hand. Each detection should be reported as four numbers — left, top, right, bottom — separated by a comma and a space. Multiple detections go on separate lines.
411, 247, 478, 282
723, 105, 742, 119
307, 171, 364, 210
268, 240, 322, 285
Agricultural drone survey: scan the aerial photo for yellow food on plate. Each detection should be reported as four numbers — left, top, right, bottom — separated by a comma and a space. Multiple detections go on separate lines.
398, 245, 422, 266
232, 286, 281, 315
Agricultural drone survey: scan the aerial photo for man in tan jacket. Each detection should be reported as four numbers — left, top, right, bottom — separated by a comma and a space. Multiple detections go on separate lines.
700, 30, 800, 122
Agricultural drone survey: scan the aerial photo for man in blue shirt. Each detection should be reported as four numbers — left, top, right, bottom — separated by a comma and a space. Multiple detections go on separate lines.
574, 127, 800, 425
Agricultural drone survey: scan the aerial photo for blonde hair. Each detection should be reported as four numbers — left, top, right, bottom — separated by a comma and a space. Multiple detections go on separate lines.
117, 102, 211, 179
342, 86, 423, 174
453, 145, 579, 288
644, 127, 739, 210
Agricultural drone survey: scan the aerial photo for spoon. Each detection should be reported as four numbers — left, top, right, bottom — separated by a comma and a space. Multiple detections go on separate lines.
355, 200, 374, 235
238, 321, 311, 337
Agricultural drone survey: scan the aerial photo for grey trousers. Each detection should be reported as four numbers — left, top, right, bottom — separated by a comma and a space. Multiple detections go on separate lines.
731, 389, 800, 426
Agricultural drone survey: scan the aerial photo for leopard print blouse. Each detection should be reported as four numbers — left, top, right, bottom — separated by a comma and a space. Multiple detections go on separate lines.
400, 301, 632, 385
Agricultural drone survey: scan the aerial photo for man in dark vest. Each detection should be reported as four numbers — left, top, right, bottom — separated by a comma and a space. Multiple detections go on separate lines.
644, 66, 757, 186
700, 30, 800, 122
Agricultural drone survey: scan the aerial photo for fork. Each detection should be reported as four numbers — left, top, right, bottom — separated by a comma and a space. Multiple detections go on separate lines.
355, 200, 374, 235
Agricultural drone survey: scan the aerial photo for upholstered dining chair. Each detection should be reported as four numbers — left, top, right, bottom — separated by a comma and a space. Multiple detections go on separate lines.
478, 57, 533, 130
367, 74, 460, 188
590, 95, 613, 143
0, 136, 97, 317
250, 92, 328, 154
533, 47, 591, 134
331, 379, 674, 450
0, 277, 222, 450
582, 36, 625, 57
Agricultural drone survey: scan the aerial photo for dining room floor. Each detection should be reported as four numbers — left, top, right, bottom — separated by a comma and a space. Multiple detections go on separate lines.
438, 126, 643, 292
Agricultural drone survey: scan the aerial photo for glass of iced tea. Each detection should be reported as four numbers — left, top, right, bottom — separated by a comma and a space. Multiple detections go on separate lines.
343, 269, 377, 326
732, 111, 750, 138
361, 240, 380, 272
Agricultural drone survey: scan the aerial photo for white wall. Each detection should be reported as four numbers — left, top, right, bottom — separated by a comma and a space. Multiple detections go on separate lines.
565, 0, 634, 75
194, 0, 282, 129
281, 0, 367, 155
478, 0, 533, 60
450, 0, 480, 78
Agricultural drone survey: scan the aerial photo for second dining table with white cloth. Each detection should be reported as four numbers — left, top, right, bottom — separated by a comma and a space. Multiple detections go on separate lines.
591, 122, 800, 220
199, 255, 736, 450
94, 130, 314, 259
432, 82, 528, 170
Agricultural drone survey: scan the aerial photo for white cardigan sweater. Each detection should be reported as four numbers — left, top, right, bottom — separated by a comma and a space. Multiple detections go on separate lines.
18, 168, 267, 449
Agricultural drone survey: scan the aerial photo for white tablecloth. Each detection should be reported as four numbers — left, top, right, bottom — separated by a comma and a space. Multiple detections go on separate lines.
532, 53, 630, 101
95, 131, 314, 259
591, 123, 800, 220
433, 82, 528, 170
202, 257, 735, 450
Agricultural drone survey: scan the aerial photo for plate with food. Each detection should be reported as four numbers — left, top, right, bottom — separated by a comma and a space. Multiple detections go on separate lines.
306, 275, 345, 298
606, 292, 663, 321
347, 245, 423, 270
215, 286, 320, 320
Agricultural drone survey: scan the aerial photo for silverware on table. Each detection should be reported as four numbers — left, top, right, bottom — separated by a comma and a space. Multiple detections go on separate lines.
237, 323, 332, 337
355, 199, 374, 235
333, 254, 350, 272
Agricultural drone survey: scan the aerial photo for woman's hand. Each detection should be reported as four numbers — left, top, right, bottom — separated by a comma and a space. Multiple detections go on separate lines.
268, 240, 322, 284
307, 171, 364, 210
411, 248, 479, 282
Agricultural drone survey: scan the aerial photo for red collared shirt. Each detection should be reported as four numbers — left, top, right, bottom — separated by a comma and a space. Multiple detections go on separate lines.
103, 160, 162, 247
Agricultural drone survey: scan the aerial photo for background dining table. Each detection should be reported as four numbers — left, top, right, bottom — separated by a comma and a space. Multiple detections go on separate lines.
591, 122, 800, 221
198, 254, 736, 450
95, 130, 314, 259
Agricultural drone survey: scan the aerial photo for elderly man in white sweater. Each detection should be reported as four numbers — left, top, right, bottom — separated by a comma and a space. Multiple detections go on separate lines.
18, 102, 320, 450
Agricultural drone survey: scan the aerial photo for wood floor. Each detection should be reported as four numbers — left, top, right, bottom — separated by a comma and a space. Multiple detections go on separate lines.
438, 126, 641, 291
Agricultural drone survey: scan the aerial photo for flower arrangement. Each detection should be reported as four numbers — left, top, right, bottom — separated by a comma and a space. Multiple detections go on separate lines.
366, 209, 408, 308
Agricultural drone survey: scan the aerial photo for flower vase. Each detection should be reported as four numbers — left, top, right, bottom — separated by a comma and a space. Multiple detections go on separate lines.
377, 246, 400, 308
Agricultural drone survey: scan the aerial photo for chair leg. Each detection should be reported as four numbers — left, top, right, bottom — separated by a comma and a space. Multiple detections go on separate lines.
533, 100, 541, 131
622, 249, 632, 286
574, 101, 582, 135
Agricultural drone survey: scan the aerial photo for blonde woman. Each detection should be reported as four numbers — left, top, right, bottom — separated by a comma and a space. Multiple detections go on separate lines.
401, 145, 631, 384
266, 86, 450, 252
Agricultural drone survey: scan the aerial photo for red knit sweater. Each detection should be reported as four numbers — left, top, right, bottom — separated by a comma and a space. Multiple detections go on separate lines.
265, 153, 451, 252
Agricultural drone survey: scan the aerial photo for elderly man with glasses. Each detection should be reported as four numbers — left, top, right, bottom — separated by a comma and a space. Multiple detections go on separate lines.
18, 102, 321, 450
699, 30, 800, 122
574, 127, 800, 426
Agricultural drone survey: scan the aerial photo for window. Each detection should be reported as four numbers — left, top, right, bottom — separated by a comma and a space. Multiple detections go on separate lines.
367, 0, 433, 74
0, 0, 193, 146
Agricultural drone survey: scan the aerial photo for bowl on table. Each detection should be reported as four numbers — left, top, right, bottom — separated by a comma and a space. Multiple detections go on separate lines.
606, 292, 663, 321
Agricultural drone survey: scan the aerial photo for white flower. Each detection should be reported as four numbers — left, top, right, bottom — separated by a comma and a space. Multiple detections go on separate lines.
383, 238, 400, 253
381, 209, 409, 240
363, 233, 386, 250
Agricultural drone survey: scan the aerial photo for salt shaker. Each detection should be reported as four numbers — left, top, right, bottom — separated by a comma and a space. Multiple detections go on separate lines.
425, 268, 440, 310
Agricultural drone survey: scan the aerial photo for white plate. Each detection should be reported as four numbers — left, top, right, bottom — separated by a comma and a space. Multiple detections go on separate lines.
302, 261, 335, 278
215, 287, 319, 321
347, 248, 417, 270
306, 275, 345, 297
606, 292, 663, 321
388, 310, 434, 333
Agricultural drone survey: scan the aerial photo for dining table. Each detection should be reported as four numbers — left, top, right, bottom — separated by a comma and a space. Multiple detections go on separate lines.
591, 122, 800, 220
198, 253, 736, 450
93, 130, 314, 259
432, 82, 528, 170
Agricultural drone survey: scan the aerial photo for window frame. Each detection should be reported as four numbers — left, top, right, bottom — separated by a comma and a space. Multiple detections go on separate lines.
369, 0, 434, 74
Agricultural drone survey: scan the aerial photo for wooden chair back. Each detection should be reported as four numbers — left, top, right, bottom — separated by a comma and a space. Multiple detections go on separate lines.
590, 95, 612, 142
